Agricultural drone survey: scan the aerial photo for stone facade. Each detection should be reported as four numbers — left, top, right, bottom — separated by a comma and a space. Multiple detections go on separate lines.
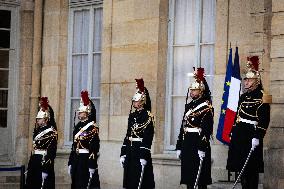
1, 0, 282, 188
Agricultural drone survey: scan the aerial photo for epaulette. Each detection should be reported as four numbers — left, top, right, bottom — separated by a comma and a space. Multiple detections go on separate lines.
147, 111, 154, 118
261, 90, 272, 103
147, 111, 155, 128
93, 122, 99, 128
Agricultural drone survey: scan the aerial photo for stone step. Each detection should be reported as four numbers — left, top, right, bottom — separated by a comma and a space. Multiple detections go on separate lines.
0, 181, 263, 189
0, 183, 19, 189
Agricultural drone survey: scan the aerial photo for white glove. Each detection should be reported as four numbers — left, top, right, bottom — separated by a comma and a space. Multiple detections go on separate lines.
176, 150, 181, 159
252, 138, 259, 150
42, 172, 48, 180
198, 150, 205, 160
68, 165, 71, 176
140, 159, 147, 166
120, 155, 126, 168
89, 168, 95, 178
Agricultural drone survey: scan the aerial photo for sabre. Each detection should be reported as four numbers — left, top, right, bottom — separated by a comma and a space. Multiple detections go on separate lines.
232, 147, 254, 189
138, 165, 145, 189
40, 178, 45, 189
87, 174, 93, 189
193, 158, 203, 189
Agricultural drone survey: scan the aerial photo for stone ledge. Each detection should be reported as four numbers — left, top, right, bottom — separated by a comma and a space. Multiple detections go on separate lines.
152, 153, 180, 166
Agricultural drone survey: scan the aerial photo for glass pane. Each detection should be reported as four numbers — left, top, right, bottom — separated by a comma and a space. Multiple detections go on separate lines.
93, 8, 103, 52
201, 0, 216, 43
171, 97, 186, 145
0, 30, 10, 48
173, 46, 195, 95
69, 99, 80, 140
0, 110, 7, 128
73, 9, 90, 53
174, 0, 196, 44
0, 70, 9, 88
201, 45, 214, 89
0, 51, 9, 68
71, 55, 88, 97
91, 54, 101, 97
0, 10, 11, 29
0, 90, 8, 108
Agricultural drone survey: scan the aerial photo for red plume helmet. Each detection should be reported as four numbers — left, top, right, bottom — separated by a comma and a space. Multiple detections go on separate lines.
135, 78, 145, 93
196, 67, 205, 82
81, 90, 89, 106
36, 97, 50, 119
40, 97, 49, 111
247, 56, 259, 71
245, 56, 260, 80
189, 67, 205, 91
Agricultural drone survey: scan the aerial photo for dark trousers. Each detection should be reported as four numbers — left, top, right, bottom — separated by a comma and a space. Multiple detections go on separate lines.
187, 185, 207, 189
241, 171, 259, 189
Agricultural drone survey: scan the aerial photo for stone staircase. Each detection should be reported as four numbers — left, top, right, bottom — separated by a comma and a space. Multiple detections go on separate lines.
0, 173, 263, 189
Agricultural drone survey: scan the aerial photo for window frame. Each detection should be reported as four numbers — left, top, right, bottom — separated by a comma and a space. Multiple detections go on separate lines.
165, 0, 215, 151
0, 4, 20, 162
64, 3, 103, 145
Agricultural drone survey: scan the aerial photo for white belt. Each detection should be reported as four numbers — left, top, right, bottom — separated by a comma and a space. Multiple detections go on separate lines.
128, 137, 143, 142
77, 149, 89, 153
34, 150, 47, 155
184, 127, 201, 133
239, 117, 258, 125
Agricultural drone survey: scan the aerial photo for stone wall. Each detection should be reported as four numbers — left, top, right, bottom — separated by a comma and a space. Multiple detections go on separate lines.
264, 0, 284, 188
15, 0, 34, 165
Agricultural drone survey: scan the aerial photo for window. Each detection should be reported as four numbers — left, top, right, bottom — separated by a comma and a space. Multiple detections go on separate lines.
0, 3, 19, 161
0, 9, 11, 128
165, 0, 216, 150
65, 2, 103, 144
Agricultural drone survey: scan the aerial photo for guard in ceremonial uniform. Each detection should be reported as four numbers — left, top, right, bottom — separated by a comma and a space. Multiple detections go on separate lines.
120, 78, 155, 189
227, 56, 271, 189
176, 68, 214, 189
68, 90, 100, 189
25, 97, 58, 189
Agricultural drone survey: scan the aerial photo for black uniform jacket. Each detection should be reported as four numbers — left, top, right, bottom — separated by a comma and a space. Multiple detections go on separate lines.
68, 101, 100, 189
227, 86, 270, 173
176, 97, 214, 186
120, 108, 155, 189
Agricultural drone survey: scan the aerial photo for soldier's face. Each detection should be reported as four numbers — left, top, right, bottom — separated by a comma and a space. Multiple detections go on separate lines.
190, 89, 201, 100
244, 78, 257, 91
133, 100, 143, 110
78, 112, 88, 121
36, 118, 47, 127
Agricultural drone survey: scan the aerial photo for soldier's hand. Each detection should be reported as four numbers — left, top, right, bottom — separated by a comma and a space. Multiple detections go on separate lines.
120, 155, 126, 168
176, 150, 181, 159
42, 172, 48, 180
89, 168, 95, 178
140, 159, 147, 166
252, 138, 259, 150
68, 165, 72, 176
198, 150, 205, 160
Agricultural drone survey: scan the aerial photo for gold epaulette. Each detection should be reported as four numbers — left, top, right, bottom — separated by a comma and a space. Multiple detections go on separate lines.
147, 111, 155, 128
93, 122, 99, 128
147, 111, 154, 118
261, 90, 272, 103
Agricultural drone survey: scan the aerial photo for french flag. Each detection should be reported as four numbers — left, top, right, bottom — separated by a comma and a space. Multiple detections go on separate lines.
216, 47, 241, 144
